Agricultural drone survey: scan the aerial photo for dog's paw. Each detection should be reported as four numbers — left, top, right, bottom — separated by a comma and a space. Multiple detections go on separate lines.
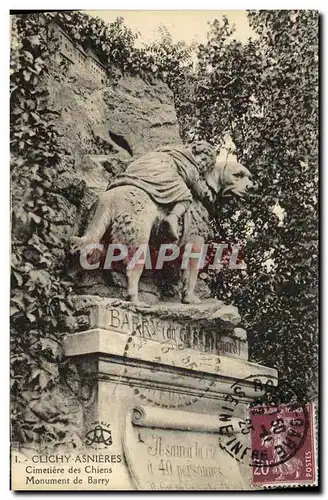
182, 293, 202, 305
126, 293, 140, 304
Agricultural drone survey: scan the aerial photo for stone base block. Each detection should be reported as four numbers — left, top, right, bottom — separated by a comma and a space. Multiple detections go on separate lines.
69, 295, 249, 360
62, 322, 277, 490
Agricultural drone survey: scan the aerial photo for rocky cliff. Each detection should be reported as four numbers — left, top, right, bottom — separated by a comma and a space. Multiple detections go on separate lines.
48, 61, 181, 160
47, 58, 187, 302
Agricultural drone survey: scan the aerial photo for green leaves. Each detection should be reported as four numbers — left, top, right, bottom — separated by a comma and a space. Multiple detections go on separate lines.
11, 13, 77, 447
175, 11, 318, 403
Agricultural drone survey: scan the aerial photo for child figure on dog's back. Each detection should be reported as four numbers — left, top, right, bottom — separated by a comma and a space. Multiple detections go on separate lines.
108, 141, 217, 240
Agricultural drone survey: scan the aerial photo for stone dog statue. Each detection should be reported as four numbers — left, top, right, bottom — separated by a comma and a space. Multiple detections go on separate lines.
71, 143, 253, 304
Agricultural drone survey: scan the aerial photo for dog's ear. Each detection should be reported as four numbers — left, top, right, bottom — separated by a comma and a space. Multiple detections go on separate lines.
204, 162, 221, 193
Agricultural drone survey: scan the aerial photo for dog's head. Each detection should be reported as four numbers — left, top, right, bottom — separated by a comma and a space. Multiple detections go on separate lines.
206, 160, 254, 199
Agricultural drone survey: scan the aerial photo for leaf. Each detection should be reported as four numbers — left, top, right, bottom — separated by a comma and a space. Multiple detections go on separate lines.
12, 107, 24, 116
13, 271, 23, 286
23, 51, 34, 63
28, 35, 40, 46
39, 371, 50, 390
29, 213, 41, 224
40, 337, 60, 352
29, 369, 41, 382
59, 301, 68, 313
29, 270, 50, 285
11, 297, 25, 310
27, 313, 36, 322
23, 70, 31, 82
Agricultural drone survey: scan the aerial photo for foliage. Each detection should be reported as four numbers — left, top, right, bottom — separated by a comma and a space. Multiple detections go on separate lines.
179, 11, 318, 403
51, 11, 195, 84
143, 24, 196, 86
10, 13, 78, 446
53, 11, 137, 77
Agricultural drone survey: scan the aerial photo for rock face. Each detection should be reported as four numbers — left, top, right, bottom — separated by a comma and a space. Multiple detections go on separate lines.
48, 61, 181, 161
102, 76, 182, 157
47, 58, 185, 300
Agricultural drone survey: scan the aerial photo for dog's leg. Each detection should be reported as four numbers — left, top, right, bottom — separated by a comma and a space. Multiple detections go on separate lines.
122, 213, 155, 304
181, 236, 204, 304
70, 192, 113, 253
126, 264, 144, 303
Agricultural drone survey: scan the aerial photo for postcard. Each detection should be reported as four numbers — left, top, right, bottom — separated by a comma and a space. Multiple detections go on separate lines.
10, 9, 318, 490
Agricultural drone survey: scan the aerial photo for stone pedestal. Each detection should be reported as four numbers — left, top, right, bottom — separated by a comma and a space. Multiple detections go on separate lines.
63, 295, 277, 490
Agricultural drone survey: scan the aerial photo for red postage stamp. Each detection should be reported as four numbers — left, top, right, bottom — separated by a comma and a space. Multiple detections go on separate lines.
249, 404, 317, 487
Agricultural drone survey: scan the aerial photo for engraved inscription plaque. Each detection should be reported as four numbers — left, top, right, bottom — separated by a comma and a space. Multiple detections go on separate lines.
123, 406, 248, 490
73, 297, 248, 359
